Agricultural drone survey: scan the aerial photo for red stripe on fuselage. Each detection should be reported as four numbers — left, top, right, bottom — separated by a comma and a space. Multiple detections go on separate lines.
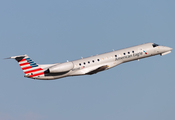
22, 66, 32, 70
24, 68, 43, 74
29, 72, 44, 77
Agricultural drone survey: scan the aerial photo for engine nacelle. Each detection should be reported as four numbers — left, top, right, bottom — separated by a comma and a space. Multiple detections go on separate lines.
48, 62, 74, 73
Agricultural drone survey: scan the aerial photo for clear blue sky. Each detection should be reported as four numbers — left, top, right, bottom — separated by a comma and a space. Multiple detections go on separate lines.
1, 0, 175, 120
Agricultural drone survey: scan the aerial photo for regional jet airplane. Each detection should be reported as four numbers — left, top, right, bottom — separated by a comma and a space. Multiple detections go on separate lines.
7, 43, 172, 80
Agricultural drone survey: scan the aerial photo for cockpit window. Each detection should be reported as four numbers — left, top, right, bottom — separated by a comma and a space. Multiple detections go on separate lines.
152, 43, 159, 47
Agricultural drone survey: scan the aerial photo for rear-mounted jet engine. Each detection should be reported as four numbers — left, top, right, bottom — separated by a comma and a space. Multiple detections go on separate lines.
47, 62, 74, 73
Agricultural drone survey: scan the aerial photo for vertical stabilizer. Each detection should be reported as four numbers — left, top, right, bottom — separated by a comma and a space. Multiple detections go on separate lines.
9, 54, 45, 78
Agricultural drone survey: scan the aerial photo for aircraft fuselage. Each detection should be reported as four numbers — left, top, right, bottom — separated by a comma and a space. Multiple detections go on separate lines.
37, 43, 172, 80
8, 43, 172, 80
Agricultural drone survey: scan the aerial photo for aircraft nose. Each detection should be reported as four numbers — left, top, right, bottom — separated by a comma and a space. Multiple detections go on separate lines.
168, 47, 173, 51
164, 47, 173, 51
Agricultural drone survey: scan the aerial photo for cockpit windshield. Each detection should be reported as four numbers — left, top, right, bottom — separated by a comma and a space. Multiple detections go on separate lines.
152, 43, 159, 47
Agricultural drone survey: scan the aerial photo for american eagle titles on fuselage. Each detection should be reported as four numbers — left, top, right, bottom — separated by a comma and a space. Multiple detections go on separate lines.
7, 43, 172, 80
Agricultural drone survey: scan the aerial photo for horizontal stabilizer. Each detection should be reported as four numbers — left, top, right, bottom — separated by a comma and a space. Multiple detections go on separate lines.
5, 54, 28, 60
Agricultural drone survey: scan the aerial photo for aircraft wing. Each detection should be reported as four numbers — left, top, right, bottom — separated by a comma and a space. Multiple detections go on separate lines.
85, 65, 109, 75
83, 61, 122, 75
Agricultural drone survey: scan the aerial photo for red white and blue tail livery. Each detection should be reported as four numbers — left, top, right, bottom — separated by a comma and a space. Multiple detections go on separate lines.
7, 43, 172, 80
9, 55, 45, 78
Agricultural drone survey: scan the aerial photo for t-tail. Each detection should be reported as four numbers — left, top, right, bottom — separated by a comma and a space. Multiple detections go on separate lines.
7, 54, 45, 78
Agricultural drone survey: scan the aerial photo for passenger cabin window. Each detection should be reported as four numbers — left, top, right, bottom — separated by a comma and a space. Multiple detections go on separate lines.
115, 55, 117, 57
128, 52, 130, 54
123, 53, 126, 55
88, 61, 90, 64
97, 59, 100, 61
152, 43, 159, 47
92, 60, 94, 62
132, 51, 134, 53
84, 62, 86, 65
79, 63, 81, 66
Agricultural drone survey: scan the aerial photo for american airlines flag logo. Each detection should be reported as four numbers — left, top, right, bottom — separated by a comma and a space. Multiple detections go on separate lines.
143, 50, 147, 54
17, 57, 44, 78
